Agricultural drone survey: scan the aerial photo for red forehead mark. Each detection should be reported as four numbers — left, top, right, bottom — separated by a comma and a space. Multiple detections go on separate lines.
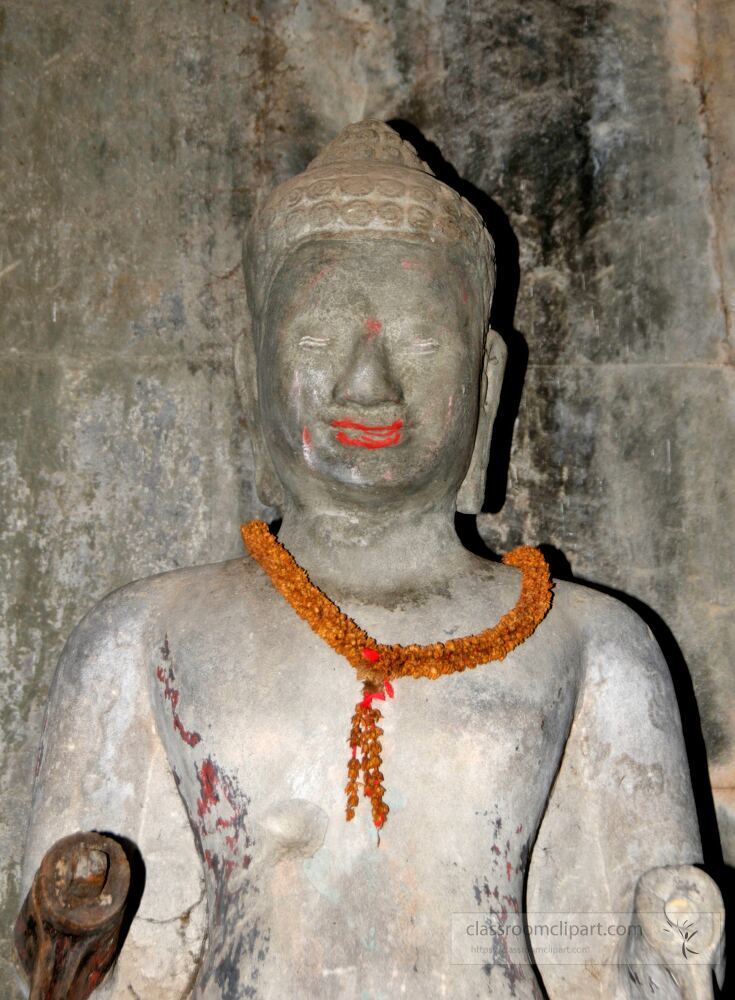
364, 317, 382, 339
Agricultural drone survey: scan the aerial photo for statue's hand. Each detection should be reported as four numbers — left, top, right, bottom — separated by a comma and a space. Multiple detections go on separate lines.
15, 831, 131, 1000
624, 865, 725, 999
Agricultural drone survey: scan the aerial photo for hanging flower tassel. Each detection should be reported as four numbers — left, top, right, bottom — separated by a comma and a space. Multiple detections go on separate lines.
241, 520, 553, 834
345, 679, 394, 827
345, 707, 362, 821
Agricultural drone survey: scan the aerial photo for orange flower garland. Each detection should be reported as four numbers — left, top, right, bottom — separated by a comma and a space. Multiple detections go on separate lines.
241, 520, 553, 830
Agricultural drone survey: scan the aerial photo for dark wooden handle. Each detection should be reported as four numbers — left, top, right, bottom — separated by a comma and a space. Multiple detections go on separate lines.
15, 832, 131, 1000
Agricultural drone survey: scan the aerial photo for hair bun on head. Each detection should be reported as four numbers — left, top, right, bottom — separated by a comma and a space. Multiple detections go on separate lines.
244, 120, 495, 325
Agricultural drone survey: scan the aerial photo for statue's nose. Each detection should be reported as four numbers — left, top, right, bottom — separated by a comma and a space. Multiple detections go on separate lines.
332, 330, 403, 407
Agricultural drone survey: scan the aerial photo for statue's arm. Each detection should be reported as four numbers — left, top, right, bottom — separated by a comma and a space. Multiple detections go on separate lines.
19, 583, 206, 998
527, 592, 724, 999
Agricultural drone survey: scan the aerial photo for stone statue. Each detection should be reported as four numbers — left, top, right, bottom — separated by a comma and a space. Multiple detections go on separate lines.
18, 120, 725, 999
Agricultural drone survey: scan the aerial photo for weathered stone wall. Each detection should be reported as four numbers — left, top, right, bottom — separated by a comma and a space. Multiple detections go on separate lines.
1, 0, 732, 990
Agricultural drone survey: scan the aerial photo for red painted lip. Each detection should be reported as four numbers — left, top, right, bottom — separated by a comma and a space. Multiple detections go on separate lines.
330, 418, 403, 449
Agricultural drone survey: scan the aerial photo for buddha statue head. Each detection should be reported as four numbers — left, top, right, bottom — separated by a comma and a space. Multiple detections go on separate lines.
238, 120, 506, 519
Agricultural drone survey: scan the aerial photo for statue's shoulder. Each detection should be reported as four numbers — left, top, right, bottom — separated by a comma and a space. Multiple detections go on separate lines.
71, 555, 264, 651
551, 577, 651, 638
551, 576, 654, 644
551, 577, 668, 686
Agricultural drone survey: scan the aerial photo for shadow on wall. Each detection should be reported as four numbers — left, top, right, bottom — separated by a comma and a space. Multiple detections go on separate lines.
387, 118, 527, 516
386, 121, 732, 998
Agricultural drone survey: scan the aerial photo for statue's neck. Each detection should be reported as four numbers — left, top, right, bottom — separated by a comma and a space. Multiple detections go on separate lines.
276, 503, 476, 603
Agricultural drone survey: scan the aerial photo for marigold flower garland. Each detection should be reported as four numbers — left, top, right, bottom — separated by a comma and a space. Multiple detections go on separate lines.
241, 520, 553, 831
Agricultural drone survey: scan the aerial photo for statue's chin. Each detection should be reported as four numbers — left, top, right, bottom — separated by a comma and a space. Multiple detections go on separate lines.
281, 457, 462, 512
264, 425, 473, 513
274, 470, 458, 516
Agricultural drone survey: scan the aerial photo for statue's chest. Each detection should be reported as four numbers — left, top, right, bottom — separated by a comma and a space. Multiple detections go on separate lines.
149, 601, 577, 877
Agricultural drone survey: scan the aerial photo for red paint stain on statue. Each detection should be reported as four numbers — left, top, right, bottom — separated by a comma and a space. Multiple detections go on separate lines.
332, 418, 403, 449
400, 258, 429, 275
364, 317, 382, 339
155, 663, 201, 748
307, 263, 335, 289
197, 758, 220, 816
195, 755, 254, 876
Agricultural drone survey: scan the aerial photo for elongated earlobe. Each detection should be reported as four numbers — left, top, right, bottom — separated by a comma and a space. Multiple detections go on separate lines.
233, 331, 285, 512
456, 329, 507, 515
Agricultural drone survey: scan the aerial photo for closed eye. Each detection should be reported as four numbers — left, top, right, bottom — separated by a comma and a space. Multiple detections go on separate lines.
413, 339, 439, 354
298, 335, 331, 350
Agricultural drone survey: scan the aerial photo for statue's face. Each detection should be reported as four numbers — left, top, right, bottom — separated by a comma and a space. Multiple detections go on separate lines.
257, 238, 482, 511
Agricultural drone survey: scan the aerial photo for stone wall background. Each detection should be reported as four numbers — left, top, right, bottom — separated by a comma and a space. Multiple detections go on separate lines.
1, 0, 732, 990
